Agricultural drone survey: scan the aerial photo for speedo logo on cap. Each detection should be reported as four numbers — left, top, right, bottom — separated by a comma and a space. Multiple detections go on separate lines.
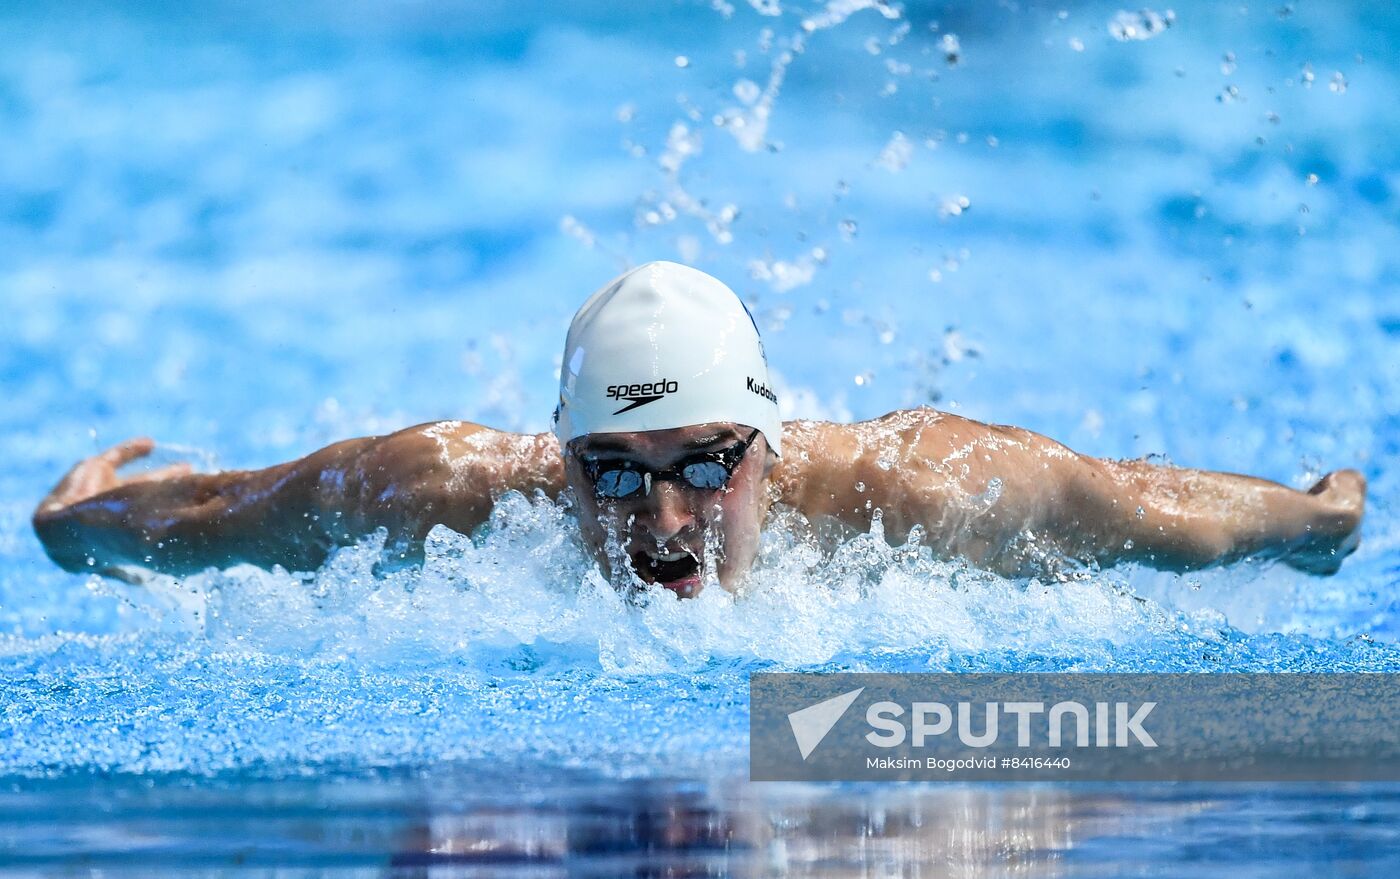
747, 376, 777, 404
607, 379, 679, 415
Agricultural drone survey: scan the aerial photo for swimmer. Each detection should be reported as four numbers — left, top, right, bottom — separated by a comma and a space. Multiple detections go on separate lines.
33, 261, 1365, 596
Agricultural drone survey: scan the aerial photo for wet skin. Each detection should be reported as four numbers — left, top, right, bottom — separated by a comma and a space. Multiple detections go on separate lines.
33, 408, 1366, 593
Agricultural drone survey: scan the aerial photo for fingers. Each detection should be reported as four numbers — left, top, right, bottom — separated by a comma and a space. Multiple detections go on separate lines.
98, 437, 156, 467
1307, 470, 1367, 520
124, 463, 194, 484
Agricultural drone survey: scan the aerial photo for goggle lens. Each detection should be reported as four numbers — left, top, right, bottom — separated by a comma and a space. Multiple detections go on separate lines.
595, 469, 644, 498
680, 460, 730, 490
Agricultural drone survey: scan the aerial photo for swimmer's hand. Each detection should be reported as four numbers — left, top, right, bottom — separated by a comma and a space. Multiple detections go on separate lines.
1281, 469, 1366, 575
32, 438, 195, 575
35, 438, 193, 517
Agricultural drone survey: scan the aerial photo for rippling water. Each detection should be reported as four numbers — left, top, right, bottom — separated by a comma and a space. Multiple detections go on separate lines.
2, 0, 1399, 873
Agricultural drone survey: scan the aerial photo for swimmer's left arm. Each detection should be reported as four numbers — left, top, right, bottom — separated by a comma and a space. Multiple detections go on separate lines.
805, 410, 1366, 578
894, 413, 1368, 577
1054, 453, 1366, 576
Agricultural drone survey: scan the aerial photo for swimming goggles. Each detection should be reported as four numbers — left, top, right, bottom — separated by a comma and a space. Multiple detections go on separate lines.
581, 429, 761, 500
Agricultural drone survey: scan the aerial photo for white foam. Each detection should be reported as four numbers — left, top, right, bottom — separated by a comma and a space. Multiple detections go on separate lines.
165, 492, 1183, 672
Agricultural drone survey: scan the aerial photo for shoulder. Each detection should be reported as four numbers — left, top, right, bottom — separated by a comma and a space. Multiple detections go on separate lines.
359, 421, 564, 507
771, 406, 1023, 506
777, 407, 956, 466
357, 421, 523, 492
346, 421, 474, 488
770, 408, 953, 516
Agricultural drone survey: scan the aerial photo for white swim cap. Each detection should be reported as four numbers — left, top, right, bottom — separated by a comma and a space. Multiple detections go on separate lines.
553, 261, 782, 457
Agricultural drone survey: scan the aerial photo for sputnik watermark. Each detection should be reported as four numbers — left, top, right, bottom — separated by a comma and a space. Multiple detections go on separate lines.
787, 690, 1155, 761
787, 687, 863, 760
863, 700, 1156, 749
752, 673, 1400, 782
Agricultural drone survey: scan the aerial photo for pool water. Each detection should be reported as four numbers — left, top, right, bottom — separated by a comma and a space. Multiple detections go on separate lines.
2, 0, 1399, 873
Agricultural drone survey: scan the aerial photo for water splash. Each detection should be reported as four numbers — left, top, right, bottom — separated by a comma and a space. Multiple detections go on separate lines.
875, 131, 913, 172
1109, 9, 1176, 42
60, 487, 1208, 675
716, 0, 903, 153
748, 251, 822, 292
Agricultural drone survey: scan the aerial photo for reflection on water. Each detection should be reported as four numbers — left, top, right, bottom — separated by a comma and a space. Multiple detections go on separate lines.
4, 768, 1398, 876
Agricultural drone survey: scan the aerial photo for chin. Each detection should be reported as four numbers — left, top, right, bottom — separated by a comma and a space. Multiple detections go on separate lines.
656, 572, 704, 598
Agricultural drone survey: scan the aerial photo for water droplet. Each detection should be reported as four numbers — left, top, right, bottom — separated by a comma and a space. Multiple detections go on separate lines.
1108, 8, 1175, 41
855, 481, 867, 492
1069, 37, 1085, 52
674, 55, 691, 69
940, 194, 971, 217
1220, 52, 1237, 75
1300, 63, 1315, 87
1306, 173, 1319, 185
732, 78, 760, 105
1135, 506, 1146, 520
839, 218, 858, 241
1123, 539, 1135, 550
1329, 71, 1347, 93
876, 131, 912, 171
940, 33, 961, 66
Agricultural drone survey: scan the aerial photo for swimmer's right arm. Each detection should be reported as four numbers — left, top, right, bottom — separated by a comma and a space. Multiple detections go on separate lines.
31, 435, 385, 577
31, 423, 563, 579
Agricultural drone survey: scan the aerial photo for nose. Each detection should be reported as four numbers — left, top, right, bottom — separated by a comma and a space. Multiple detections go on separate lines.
636, 480, 697, 544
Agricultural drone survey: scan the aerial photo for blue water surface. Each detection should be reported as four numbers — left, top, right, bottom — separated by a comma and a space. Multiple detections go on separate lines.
2, 0, 1399, 873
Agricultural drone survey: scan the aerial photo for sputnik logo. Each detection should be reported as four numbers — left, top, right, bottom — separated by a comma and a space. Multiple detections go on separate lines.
787, 687, 864, 760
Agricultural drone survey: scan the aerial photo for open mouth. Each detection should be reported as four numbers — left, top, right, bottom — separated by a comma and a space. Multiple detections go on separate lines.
631, 548, 702, 596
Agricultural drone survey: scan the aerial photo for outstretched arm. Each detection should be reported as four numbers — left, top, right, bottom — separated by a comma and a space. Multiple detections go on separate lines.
32, 436, 382, 577
1059, 456, 1364, 576
32, 423, 564, 579
777, 410, 1366, 578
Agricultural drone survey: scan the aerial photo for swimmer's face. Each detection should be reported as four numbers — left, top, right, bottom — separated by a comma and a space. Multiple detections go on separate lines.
564, 422, 774, 599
